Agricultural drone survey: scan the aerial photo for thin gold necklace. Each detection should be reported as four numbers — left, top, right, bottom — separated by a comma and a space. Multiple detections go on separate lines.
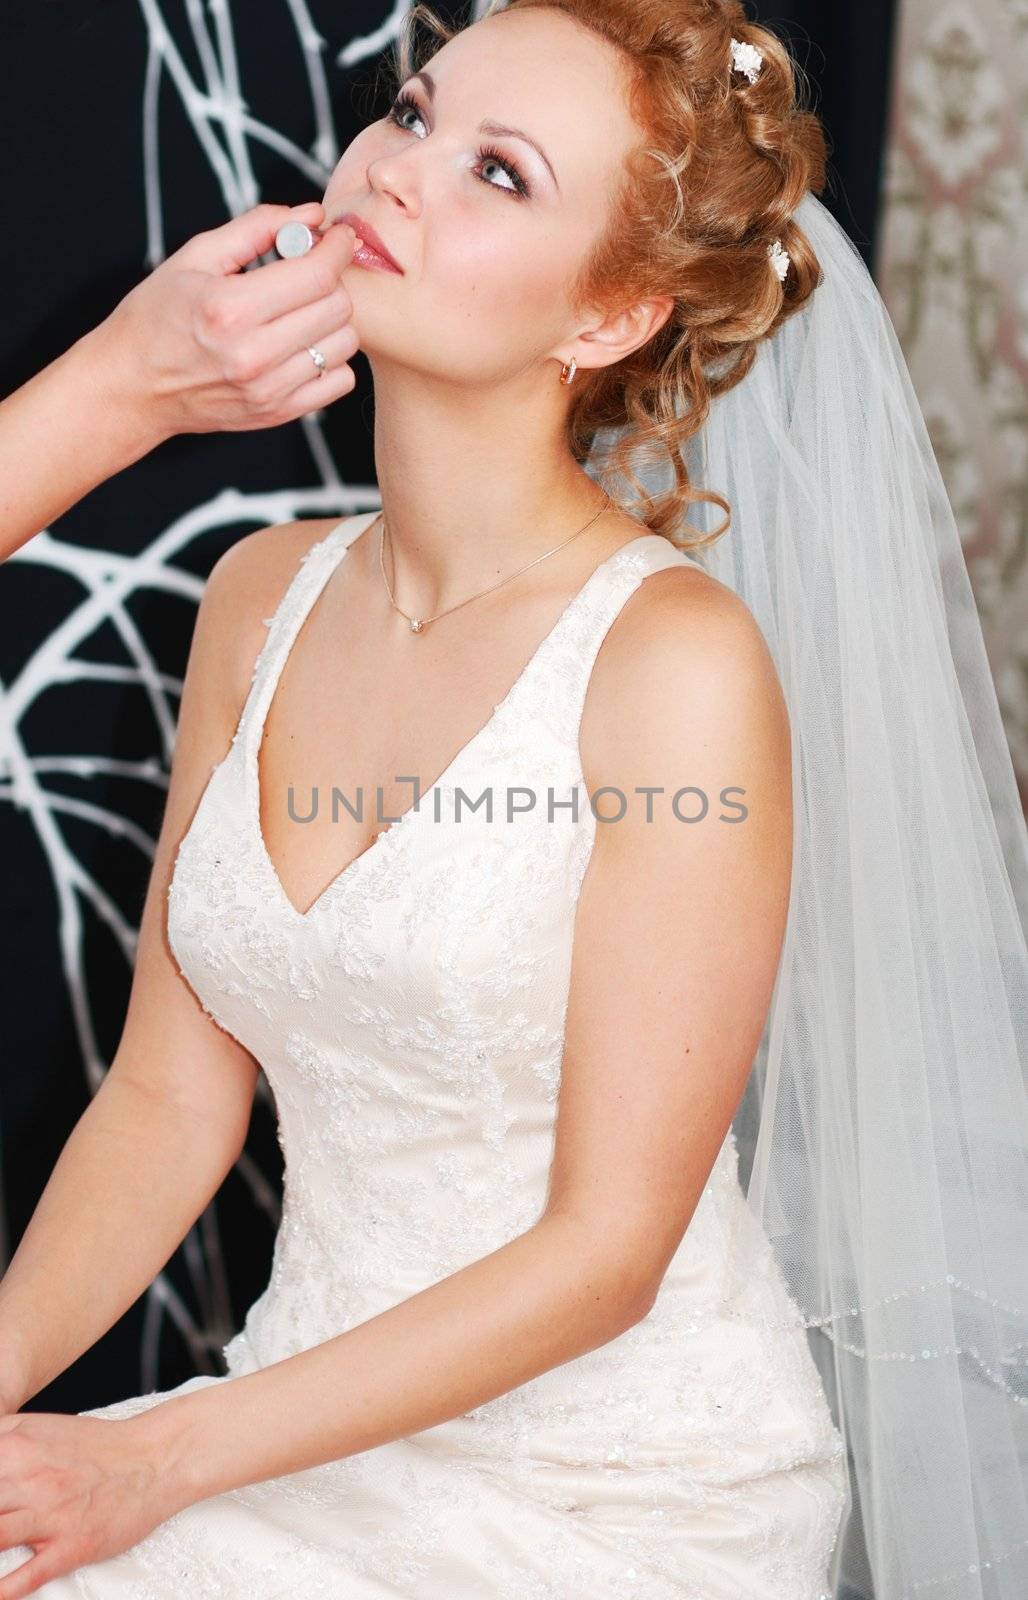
377, 491, 614, 634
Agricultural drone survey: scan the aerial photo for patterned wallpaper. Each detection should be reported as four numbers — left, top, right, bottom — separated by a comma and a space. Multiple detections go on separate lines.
877, 0, 1028, 809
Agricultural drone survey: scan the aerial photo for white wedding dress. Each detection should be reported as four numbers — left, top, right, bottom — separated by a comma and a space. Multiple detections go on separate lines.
5, 510, 846, 1598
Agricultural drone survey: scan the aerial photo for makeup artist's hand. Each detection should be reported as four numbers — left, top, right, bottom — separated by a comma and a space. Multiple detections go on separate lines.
86, 200, 363, 443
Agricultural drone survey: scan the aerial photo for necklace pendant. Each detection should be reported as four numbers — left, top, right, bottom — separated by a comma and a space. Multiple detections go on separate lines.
409, 617, 424, 633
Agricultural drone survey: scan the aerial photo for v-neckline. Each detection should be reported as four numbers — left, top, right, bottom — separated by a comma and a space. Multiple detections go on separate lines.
247, 512, 656, 926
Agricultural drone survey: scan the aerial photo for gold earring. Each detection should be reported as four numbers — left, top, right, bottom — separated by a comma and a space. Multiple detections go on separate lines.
559, 356, 578, 385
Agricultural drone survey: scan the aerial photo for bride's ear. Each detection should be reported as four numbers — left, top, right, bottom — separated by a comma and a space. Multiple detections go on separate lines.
564, 295, 676, 376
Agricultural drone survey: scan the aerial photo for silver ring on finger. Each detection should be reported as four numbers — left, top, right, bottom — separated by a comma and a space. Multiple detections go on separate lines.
306, 345, 327, 378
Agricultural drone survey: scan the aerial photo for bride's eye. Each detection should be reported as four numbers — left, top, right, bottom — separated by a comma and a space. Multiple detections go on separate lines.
385, 89, 532, 201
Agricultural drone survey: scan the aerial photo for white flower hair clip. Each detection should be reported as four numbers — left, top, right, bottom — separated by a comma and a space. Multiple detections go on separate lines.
730, 37, 764, 85
769, 237, 791, 282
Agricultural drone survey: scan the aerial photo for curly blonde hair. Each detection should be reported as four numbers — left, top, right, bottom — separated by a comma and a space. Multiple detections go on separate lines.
389, 0, 829, 547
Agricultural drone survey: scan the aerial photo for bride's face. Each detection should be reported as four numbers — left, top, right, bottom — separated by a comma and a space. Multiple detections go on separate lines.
320, 8, 643, 384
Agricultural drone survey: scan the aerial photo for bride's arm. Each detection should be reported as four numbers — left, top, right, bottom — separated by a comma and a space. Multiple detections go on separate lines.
136, 567, 794, 1509
0, 528, 310, 1410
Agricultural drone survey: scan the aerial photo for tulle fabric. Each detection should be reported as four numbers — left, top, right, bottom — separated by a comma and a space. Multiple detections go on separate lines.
587, 191, 1028, 1600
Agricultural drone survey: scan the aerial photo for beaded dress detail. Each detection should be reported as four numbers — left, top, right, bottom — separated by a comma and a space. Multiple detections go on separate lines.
4, 510, 846, 1598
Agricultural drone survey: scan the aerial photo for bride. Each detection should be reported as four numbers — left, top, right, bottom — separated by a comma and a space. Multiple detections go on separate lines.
0, 3, 1024, 1598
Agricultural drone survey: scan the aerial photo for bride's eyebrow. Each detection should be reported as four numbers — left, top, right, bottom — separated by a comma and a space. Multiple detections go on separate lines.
405, 68, 561, 194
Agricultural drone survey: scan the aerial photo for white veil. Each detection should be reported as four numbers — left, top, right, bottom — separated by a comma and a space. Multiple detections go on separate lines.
586, 191, 1028, 1600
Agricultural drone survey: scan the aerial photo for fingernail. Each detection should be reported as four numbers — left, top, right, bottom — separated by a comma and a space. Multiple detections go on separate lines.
332, 221, 362, 248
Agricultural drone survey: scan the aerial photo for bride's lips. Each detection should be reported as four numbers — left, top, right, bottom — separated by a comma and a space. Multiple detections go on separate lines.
334, 212, 405, 275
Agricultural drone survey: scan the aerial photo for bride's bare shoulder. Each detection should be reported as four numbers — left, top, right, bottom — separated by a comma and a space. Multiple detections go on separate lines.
211, 514, 355, 603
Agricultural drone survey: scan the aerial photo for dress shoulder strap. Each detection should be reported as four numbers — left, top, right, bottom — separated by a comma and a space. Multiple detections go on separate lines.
235, 511, 377, 756
524, 532, 704, 739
